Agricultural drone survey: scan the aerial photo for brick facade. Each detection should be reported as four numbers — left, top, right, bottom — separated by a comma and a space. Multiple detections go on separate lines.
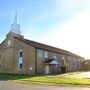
0, 32, 85, 75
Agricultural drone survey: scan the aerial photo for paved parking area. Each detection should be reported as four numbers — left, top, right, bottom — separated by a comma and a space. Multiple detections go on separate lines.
0, 81, 90, 90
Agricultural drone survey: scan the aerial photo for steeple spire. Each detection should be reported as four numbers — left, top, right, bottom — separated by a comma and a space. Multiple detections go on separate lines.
10, 11, 21, 35
14, 11, 17, 24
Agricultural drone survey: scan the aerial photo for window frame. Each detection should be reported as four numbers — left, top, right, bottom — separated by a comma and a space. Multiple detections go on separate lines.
44, 51, 48, 58
61, 57, 65, 66
37, 49, 42, 57
18, 50, 23, 70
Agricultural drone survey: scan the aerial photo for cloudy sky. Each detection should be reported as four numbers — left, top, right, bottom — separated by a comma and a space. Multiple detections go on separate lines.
0, 0, 90, 59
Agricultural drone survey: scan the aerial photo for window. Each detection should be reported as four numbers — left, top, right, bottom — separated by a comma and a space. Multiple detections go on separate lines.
37, 49, 42, 57
61, 57, 65, 65
61, 60, 64, 65
19, 63, 23, 69
54, 56, 57, 59
18, 50, 23, 70
45, 51, 48, 58
54, 56, 57, 61
73, 61, 76, 67
68, 60, 70, 66
20, 51, 23, 57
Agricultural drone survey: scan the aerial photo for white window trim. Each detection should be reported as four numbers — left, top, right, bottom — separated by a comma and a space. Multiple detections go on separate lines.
61, 57, 65, 65
45, 51, 48, 58
37, 49, 42, 57
18, 50, 23, 70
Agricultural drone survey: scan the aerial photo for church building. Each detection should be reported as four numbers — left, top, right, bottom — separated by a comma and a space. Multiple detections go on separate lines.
0, 13, 85, 75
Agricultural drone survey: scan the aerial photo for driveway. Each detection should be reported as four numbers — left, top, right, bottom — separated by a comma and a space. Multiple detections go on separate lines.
0, 81, 90, 90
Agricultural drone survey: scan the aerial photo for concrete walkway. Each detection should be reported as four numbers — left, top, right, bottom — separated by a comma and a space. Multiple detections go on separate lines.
53, 71, 90, 78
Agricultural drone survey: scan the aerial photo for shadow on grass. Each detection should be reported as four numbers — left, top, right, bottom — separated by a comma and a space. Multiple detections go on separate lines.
0, 73, 90, 86
0, 73, 44, 81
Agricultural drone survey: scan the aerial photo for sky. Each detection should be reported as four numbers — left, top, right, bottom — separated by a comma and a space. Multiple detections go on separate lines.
0, 0, 90, 59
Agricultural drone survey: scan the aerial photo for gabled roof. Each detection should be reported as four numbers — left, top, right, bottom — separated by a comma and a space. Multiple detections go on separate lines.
43, 59, 54, 63
14, 36, 84, 58
0, 39, 6, 46
43, 58, 59, 65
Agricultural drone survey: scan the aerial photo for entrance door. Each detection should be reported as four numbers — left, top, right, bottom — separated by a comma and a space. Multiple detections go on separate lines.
45, 65, 49, 74
61, 66, 67, 73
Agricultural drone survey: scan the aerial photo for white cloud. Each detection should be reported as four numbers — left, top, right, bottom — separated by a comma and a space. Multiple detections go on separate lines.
21, 0, 90, 59
36, 8, 90, 59
56, 0, 90, 11
25, 7, 90, 59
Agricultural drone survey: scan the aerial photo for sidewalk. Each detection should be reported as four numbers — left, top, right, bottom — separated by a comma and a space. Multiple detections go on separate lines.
53, 71, 90, 78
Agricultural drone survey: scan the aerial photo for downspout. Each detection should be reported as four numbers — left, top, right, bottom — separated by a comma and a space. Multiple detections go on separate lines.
35, 48, 37, 74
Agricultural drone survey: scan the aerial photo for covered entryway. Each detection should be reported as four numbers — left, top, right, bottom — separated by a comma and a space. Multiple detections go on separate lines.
43, 58, 59, 74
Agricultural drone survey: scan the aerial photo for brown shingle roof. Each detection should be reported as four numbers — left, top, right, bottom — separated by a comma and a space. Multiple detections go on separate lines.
14, 36, 84, 58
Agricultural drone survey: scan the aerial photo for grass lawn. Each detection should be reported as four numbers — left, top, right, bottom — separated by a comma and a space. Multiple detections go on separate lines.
0, 73, 90, 86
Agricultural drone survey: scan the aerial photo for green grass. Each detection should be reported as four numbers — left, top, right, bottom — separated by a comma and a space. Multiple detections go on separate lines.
0, 73, 90, 86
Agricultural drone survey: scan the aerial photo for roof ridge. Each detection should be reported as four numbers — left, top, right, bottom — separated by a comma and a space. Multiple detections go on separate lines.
14, 36, 84, 58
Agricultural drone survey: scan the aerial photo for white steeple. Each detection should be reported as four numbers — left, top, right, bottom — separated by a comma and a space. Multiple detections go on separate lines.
10, 11, 21, 35
14, 11, 17, 24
